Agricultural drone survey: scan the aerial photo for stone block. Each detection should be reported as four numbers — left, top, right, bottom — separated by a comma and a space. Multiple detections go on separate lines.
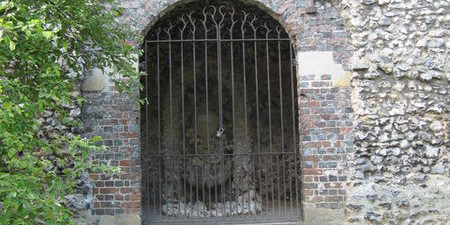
82, 68, 110, 92
304, 205, 344, 225
297, 51, 348, 88
94, 213, 140, 225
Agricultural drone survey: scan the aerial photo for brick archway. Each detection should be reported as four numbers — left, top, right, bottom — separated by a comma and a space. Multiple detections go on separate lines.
82, 0, 354, 224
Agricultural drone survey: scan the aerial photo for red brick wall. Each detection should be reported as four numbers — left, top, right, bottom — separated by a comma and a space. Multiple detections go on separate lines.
299, 80, 353, 209
82, 85, 141, 215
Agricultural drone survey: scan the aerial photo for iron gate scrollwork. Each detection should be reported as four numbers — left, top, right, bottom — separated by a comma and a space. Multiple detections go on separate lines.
142, 1, 301, 224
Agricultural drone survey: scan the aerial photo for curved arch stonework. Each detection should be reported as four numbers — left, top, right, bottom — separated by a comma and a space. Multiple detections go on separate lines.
79, 0, 449, 224
123, 0, 352, 65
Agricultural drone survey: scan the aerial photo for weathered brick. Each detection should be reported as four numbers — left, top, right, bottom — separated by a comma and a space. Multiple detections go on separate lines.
115, 208, 125, 214
104, 140, 113, 146
303, 182, 319, 189
303, 168, 323, 175
120, 160, 136, 167
92, 209, 105, 215
101, 201, 120, 208
104, 208, 115, 215
100, 187, 119, 194
115, 180, 124, 187
311, 196, 324, 202
325, 196, 343, 202
105, 195, 114, 201
95, 181, 105, 187
104, 127, 113, 133
329, 175, 338, 181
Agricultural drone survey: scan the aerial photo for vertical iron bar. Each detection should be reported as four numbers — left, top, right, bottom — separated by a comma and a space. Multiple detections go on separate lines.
264, 155, 269, 217
192, 13, 203, 217
250, 18, 266, 217
250, 22, 264, 217
166, 26, 176, 218
251, 154, 257, 215
287, 43, 294, 215
210, 8, 220, 216
202, 11, 211, 211
271, 155, 276, 216
240, 15, 248, 219
228, 10, 238, 217
156, 30, 163, 218
180, 24, 186, 218
229, 15, 235, 219
189, 17, 200, 218
257, 110, 264, 215
216, 6, 226, 218
251, 16, 260, 218
277, 35, 287, 215
276, 153, 281, 216
196, 157, 200, 218
242, 16, 249, 175
290, 43, 300, 217
191, 33, 196, 218
289, 159, 294, 214
192, 43, 198, 152
203, 156, 207, 218
263, 28, 276, 217
151, 50, 158, 221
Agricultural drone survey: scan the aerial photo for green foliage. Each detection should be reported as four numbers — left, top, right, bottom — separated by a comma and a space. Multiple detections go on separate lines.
0, 0, 141, 224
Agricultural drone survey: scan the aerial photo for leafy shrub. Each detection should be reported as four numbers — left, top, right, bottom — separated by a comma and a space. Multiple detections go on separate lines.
0, 0, 140, 224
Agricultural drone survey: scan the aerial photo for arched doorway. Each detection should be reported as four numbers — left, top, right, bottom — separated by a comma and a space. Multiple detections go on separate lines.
141, 0, 301, 223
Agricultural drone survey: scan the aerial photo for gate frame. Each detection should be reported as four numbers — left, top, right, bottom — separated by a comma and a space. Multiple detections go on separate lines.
141, 2, 303, 224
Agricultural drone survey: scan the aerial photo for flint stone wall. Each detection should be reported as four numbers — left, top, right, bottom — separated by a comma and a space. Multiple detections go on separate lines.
332, 0, 449, 224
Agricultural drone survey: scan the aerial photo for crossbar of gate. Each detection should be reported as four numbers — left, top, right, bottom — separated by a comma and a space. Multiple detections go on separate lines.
142, 3, 301, 224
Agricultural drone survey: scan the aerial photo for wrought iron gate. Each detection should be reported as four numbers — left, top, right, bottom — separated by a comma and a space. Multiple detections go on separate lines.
142, 1, 301, 224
